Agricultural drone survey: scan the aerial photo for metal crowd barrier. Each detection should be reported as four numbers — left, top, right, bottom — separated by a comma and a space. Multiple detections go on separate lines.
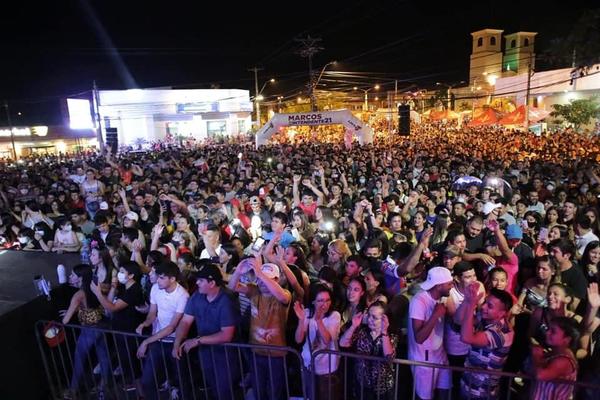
310, 348, 600, 400
36, 321, 600, 400
35, 320, 307, 400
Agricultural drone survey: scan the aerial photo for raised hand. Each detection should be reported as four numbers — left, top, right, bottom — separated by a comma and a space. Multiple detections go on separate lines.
588, 283, 600, 309
381, 314, 390, 334
351, 311, 364, 328
293, 301, 306, 321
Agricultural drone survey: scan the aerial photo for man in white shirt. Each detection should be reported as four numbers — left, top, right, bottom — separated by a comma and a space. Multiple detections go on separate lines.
575, 215, 599, 258
136, 261, 189, 400
408, 267, 453, 400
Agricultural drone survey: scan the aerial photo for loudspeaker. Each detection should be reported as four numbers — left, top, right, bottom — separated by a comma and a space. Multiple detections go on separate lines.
398, 105, 410, 136
105, 127, 118, 151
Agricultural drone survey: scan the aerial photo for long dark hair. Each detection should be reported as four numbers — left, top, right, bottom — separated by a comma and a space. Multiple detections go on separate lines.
73, 264, 100, 308
307, 283, 334, 319
345, 275, 367, 313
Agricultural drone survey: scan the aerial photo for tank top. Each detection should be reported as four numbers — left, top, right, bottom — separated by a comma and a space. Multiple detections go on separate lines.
531, 352, 577, 400
523, 286, 548, 310
81, 179, 101, 203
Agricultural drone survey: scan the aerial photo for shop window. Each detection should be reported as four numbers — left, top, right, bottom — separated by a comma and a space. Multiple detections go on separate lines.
207, 121, 227, 138
477, 37, 483, 47
490, 36, 496, 46
237, 120, 246, 134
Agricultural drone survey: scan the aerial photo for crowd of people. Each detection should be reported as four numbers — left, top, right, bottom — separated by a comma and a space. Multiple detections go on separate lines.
3, 122, 600, 399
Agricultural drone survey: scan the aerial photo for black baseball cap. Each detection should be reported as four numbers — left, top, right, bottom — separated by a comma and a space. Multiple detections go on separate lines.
194, 264, 223, 285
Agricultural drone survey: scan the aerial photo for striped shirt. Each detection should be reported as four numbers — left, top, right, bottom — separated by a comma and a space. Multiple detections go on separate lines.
531, 353, 577, 400
461, 315, 514, 400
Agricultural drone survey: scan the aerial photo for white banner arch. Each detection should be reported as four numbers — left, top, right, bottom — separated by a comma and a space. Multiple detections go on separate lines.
255, 110, 374, 148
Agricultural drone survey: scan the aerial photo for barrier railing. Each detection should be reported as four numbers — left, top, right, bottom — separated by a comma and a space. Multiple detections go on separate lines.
310, 348, 600, 400
36, 320, 600, 400
35, 320, 307, 400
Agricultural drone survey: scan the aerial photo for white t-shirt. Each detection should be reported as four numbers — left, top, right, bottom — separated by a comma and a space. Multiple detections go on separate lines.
301, 311, 341, 375
408, 289, 447, 363
444, 287, 470, 356
200, 244, 225, 260
149, 283, 189, 339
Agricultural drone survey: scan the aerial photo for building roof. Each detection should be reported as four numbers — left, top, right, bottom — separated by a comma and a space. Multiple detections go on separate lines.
471, 29, 504, 36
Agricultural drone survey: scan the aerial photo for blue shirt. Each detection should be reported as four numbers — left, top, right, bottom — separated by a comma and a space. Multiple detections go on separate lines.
184, 287, 241, 341
263, 231, 296, 248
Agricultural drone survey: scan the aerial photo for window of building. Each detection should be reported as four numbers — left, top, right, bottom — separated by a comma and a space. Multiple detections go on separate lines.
477, 37, 483, 47
490, 37, 496, 46
524, 38, 529, 47
237, 119, 246, 134
511, 39, 516, 48
207, 120, 227, 138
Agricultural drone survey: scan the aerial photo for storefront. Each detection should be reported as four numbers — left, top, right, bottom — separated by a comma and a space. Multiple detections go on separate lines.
0, 126, 97, 159
97, 88, 253, 147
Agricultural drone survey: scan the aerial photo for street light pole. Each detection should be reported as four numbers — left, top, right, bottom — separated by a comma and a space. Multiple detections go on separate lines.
312, 61, 336, 111
3, 101, 16, 160
248, 66, 263, 129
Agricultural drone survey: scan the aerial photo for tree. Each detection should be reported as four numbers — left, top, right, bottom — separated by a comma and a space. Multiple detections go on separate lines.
543, 9, 600, 69
551, 97, 600, 130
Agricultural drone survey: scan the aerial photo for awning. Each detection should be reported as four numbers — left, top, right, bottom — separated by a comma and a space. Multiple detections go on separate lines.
498, 105, 551, 125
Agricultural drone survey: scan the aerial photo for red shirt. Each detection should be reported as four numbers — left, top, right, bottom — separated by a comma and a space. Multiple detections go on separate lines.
298, 202, 318, 219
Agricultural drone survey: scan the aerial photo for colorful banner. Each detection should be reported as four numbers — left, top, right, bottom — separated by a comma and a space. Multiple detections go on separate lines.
498, 105, 551, 125
430, 109, 460, 120
468, 108, 500, 126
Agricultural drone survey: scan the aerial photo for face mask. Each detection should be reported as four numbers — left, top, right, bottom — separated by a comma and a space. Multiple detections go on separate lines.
580, 187, 589, 194
359, 178, 366, 185
18, 237, 29, 244
64, 225, 72, 232
117, 272, 129, 284
546, 185, 554, 191
20, 189, 28, 195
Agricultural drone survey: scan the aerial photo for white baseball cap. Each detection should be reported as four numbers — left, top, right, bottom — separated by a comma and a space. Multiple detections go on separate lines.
482, 202, 501, 215
420, 267, 453, 291
260, 263, 280, 279
124, 211, 139, 221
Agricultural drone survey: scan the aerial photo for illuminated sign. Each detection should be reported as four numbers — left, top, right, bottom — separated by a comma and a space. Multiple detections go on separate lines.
67, 98, 95, 129
0, 126, 49, 137
177, 102, 218, 113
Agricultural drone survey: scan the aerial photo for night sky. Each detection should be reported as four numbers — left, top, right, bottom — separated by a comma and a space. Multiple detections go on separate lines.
0, 0, 596, 125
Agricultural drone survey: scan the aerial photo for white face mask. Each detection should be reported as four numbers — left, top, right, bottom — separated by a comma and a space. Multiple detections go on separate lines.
18, 237, 29, 245
64, 225, 72, 232
117, 272, 129, 284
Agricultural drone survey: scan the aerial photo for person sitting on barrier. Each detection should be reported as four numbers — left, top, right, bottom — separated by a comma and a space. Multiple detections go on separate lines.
458, 285, 514, 400
136, 261, 189, 400
294, 283, 341, 400
172, 263, 242, 400
530, 316, 580, 400
61, 264, 112, 398
229, 253, 291, 400
339, 300, 398, 400
407, 266, 453, 400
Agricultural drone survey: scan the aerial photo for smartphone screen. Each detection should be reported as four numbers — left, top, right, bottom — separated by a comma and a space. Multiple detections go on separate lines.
539, 227, 549, 241
251, 238, 265, 252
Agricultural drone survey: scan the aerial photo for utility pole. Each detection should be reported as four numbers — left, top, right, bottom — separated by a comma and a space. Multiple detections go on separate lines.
525, 55, 533, 132
3, 101, 16, 160
248, 66, 263, 128
92, 81, 105, 153
295, 36, 323, 111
